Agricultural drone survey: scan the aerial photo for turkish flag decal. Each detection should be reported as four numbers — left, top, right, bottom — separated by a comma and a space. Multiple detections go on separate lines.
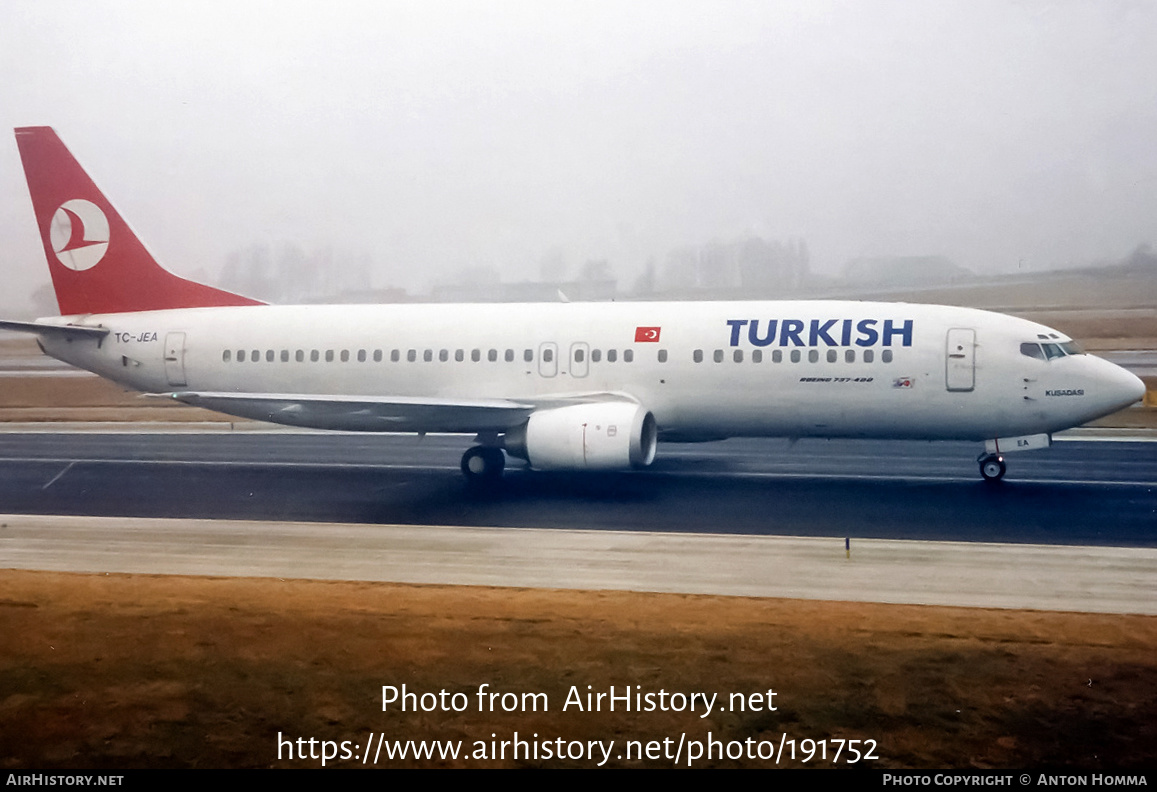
634, 326, 661, 342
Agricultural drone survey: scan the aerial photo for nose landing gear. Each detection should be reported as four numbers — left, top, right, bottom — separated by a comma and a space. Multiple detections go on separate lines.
978, 453, 1006, 482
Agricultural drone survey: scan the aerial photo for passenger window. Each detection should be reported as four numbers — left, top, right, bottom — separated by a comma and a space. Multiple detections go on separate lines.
326, 350, 335, 362
340, 350, 350, 362
471, 349, 480, 362
357, 349, 366, 362
1020, 343, 1045, 360
424, 349, 433, 362
373, 350, 382, 362
222, 350, 231, 362
238, 350, 246, 362
455, 349, 464, 362
505, 349, 514, 362
693, 349, 703, 363
252, 349, 260, 362
542, 348, 552, 363
827, 350, 837, 363
407, 349, 416, 362
311, 350, 320, 362
574, 349, 585, 363
390, 349, 400, 362
752, 350, 762, 363
488, 349, 498, 362
296, 350, 304, 362
808, 350, 819, 363
772, 350, 782, 363
658, 349, 668, 363
281, 350, 290, 362
863, 349, 874, 363
624, 349, 633, 362
524, 349, 533, 362
713, 349, 723, 363
439, 349, 449, 362
733, 350, 743, 363
791, 350, 801, 363
265, 350, 273, 362
882, 350, 893, 363
608, 349, 618, 363
845, 349, 855, 363
592, 349, 602, 363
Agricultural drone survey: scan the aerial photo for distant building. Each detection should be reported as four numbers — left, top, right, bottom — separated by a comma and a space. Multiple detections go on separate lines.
841, 256, 971, 289
660, 237, 809, 297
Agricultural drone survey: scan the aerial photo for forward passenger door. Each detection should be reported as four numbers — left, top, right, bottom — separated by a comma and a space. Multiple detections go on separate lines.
945, 328, 975, 392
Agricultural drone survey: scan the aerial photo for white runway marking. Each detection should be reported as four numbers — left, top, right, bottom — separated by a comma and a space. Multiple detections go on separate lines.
40, 461, 75, 490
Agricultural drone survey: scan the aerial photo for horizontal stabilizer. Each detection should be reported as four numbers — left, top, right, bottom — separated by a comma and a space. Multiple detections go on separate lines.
0, 319, 109, 339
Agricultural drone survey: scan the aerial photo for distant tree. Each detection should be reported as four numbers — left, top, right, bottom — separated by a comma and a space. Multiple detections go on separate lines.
738, 236, 775, 293
663, 246, 700, 290
579, 259, 612, 282
698, 239, 736, 289
631, 258, 657, 296
1123, 243, 1156, 272
538, 248, 568, 282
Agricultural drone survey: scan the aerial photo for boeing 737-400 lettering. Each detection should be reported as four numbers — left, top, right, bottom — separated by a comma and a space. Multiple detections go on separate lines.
2, 127, 1146, 482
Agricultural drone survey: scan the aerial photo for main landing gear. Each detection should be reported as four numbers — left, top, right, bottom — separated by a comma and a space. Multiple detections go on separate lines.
461, 445, 505, 482
978, 453, 1006, 483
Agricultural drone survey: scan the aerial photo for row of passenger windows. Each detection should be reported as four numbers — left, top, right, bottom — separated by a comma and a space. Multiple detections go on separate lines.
222, 348, 640, 364
222, 347, 894, 364
694, 348, 893, 364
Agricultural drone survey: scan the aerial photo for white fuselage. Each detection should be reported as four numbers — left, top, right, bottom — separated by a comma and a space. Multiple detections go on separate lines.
38, 300, 1142, 442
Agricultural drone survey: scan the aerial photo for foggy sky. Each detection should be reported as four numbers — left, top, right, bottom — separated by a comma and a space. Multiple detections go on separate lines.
2, 1, 1156, 312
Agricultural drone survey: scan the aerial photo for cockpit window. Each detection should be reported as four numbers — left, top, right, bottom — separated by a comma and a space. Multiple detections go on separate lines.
1020, 343, 1045, 360
1023, 339, 1083, 360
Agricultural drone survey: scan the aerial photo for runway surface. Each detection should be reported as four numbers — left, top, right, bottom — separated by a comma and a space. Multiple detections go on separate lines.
0, 432, 1152, 545
1, 431, 1154, 613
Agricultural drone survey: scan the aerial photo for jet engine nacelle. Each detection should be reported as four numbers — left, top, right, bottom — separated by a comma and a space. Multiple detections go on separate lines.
506, 402, 658, 471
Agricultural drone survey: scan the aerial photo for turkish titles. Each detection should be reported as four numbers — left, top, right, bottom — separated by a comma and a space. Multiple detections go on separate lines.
726, 318, 913, 348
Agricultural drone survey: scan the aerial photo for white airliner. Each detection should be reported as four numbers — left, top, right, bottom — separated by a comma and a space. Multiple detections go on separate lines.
2, 127, 1146, 482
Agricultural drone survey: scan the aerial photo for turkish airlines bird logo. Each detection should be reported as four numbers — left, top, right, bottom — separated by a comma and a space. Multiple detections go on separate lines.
49, 199, 109, 271
635, 326, 662, 343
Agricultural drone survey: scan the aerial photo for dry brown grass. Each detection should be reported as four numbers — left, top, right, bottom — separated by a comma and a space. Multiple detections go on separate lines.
1, 570, 1154, 769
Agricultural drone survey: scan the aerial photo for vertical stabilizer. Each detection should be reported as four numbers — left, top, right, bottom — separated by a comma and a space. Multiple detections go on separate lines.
15, 127, 262, 315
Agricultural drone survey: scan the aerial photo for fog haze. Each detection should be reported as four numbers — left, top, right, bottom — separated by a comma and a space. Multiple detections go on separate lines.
2, 1, 1156, 311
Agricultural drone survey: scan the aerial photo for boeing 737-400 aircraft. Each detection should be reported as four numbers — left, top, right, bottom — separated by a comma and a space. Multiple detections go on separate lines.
2, 127, 1146, 482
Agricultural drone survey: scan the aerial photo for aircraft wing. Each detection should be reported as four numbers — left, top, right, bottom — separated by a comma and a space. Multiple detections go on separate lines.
155, 390, 644, 433
156, 391, 537, 433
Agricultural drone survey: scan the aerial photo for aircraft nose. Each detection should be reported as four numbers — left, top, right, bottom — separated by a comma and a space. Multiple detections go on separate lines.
1099, 357, 1147, 411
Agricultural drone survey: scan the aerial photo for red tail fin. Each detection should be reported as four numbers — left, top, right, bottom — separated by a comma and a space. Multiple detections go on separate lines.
15, 127, 263, 315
